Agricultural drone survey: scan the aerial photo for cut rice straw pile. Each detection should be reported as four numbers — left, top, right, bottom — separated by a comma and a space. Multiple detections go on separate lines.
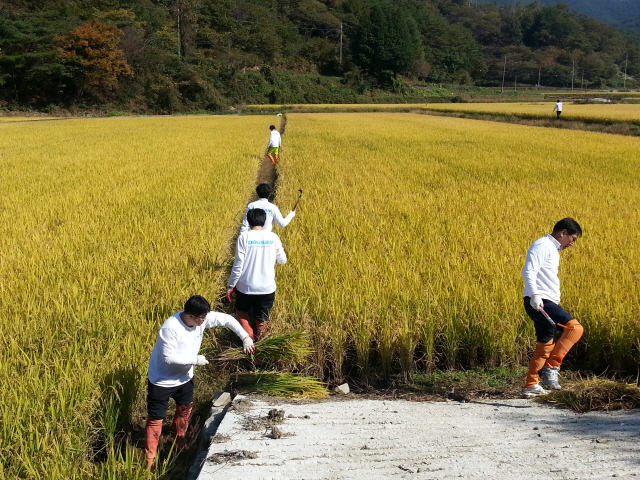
541, 378, 640, 413
232, 371, 328, 398
221, 330, 313, 366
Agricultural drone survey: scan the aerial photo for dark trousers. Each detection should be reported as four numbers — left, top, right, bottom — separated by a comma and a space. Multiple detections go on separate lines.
147, 379, 194, 420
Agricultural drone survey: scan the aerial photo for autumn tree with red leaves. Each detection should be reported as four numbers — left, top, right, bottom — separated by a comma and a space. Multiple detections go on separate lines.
57, 21, 131, 99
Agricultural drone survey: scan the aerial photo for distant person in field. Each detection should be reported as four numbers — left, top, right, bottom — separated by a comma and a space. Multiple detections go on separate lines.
240, 183, 295, 233
521, 218, 584, 397
145, 295, 254, 469
267, 124, 281, 164
228, 208, 287, 341
553, 99, 563, 119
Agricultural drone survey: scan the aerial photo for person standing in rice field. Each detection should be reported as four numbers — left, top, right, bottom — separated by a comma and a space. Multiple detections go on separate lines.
521, 218, 584, 397
228, 208, 287, 341
240, 183, 295, 234
145, 295, 254, 469
266, 124, 281, 164
553, 99, 563, 119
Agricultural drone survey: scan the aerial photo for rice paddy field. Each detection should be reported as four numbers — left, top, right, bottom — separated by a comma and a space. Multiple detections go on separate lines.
0, 116, 265, 479
423, 102, 640, 123
2, 111, 640, 478
0, 117, 61, 122
271, 113, 640, 381
246, 103, 430, 113
552, 91, 640, 96
247, 102, 640, 124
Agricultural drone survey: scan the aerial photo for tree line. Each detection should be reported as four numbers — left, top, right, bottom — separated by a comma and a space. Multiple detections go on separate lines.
477, 0, 640, 34
1, 0, 638, 112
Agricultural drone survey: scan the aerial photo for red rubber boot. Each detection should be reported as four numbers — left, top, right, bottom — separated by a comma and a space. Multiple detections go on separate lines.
145, 418, 163, 469
172, 404, 192, 450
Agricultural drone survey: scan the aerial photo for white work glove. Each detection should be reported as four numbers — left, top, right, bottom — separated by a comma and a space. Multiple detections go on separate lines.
242, 337, 255, 354
530, 294, 544, 311
195, 355, 209, 366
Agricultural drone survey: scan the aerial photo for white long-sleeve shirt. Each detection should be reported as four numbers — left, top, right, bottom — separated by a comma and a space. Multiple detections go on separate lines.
268, 129, 281, 147
522, 234, 562, 303
228, 229, 287, 294
554, 102, 563, 112
148, 311, 248, 387
239, 198, 295, 233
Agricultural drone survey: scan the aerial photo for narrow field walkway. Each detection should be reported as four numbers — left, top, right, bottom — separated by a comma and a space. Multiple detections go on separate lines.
195, 396, 640, 480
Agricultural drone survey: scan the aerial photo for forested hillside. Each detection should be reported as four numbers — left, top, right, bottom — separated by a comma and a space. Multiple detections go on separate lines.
1, 0, 638, 112
476, 0, 640, 33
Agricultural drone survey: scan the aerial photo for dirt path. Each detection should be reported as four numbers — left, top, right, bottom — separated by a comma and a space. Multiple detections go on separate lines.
194, 396, 640, 480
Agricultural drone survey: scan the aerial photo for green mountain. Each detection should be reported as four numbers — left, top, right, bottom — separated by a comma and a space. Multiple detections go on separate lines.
1, 0, 638, 112
476, 0, 640, 31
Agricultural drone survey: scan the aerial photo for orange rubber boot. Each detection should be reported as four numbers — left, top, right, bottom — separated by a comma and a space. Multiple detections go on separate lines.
545, 320, 584, 369
172, 404, 192, 450
525, 340, 554, 388
145, 418, 163, 469
255, 321, 267, 341
237, 314, 254, 341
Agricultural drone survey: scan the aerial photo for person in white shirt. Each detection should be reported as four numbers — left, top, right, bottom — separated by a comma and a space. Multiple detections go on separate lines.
145, 295, 254, 469
521, 218, 584, 397
267, 125, 281, 164
228, 208, 287, 341
553, 99, 563, 119
240, 183, 295, 233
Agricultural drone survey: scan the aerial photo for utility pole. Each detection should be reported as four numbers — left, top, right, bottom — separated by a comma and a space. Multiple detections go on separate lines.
581, 70, 584, 91
571, 60, 575, 91
624, 53, 629, 88
339, 23, 343, 66
538, 67, 541, 89
177, 2, 181, 57
501, 56, 506, 93
514, 74, 517, 92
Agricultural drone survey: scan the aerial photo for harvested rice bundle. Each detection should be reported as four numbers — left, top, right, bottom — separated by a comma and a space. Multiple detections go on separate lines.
221, 331, 313, 366
231, 371, 327, 398
543, 379, 640, 413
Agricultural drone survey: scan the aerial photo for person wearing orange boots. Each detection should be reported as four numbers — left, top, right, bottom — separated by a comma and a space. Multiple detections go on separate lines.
521, 218, 584, 397
145, 295, 254, 469
227, 208, 287, 341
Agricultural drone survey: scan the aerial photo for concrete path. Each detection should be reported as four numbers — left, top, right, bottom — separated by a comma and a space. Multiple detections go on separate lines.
194, 396, 640, 480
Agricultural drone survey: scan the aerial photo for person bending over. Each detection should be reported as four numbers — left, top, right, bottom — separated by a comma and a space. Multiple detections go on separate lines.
145, 295, 254, 468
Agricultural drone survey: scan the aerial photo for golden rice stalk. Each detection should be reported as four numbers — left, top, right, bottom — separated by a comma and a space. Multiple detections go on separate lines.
541, 378, 640, 413
231, 371, 328, 398
221, 330, 313, 366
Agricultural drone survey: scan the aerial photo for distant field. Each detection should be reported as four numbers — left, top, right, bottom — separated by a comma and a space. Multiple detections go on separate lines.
246, 103, 430, 113
0, 116, 265, 480
424, 102, 640, 123
246, 103, 640, 124
550, 92, 640, 96
0, 116, 61, 122
272, 113, 640, 380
